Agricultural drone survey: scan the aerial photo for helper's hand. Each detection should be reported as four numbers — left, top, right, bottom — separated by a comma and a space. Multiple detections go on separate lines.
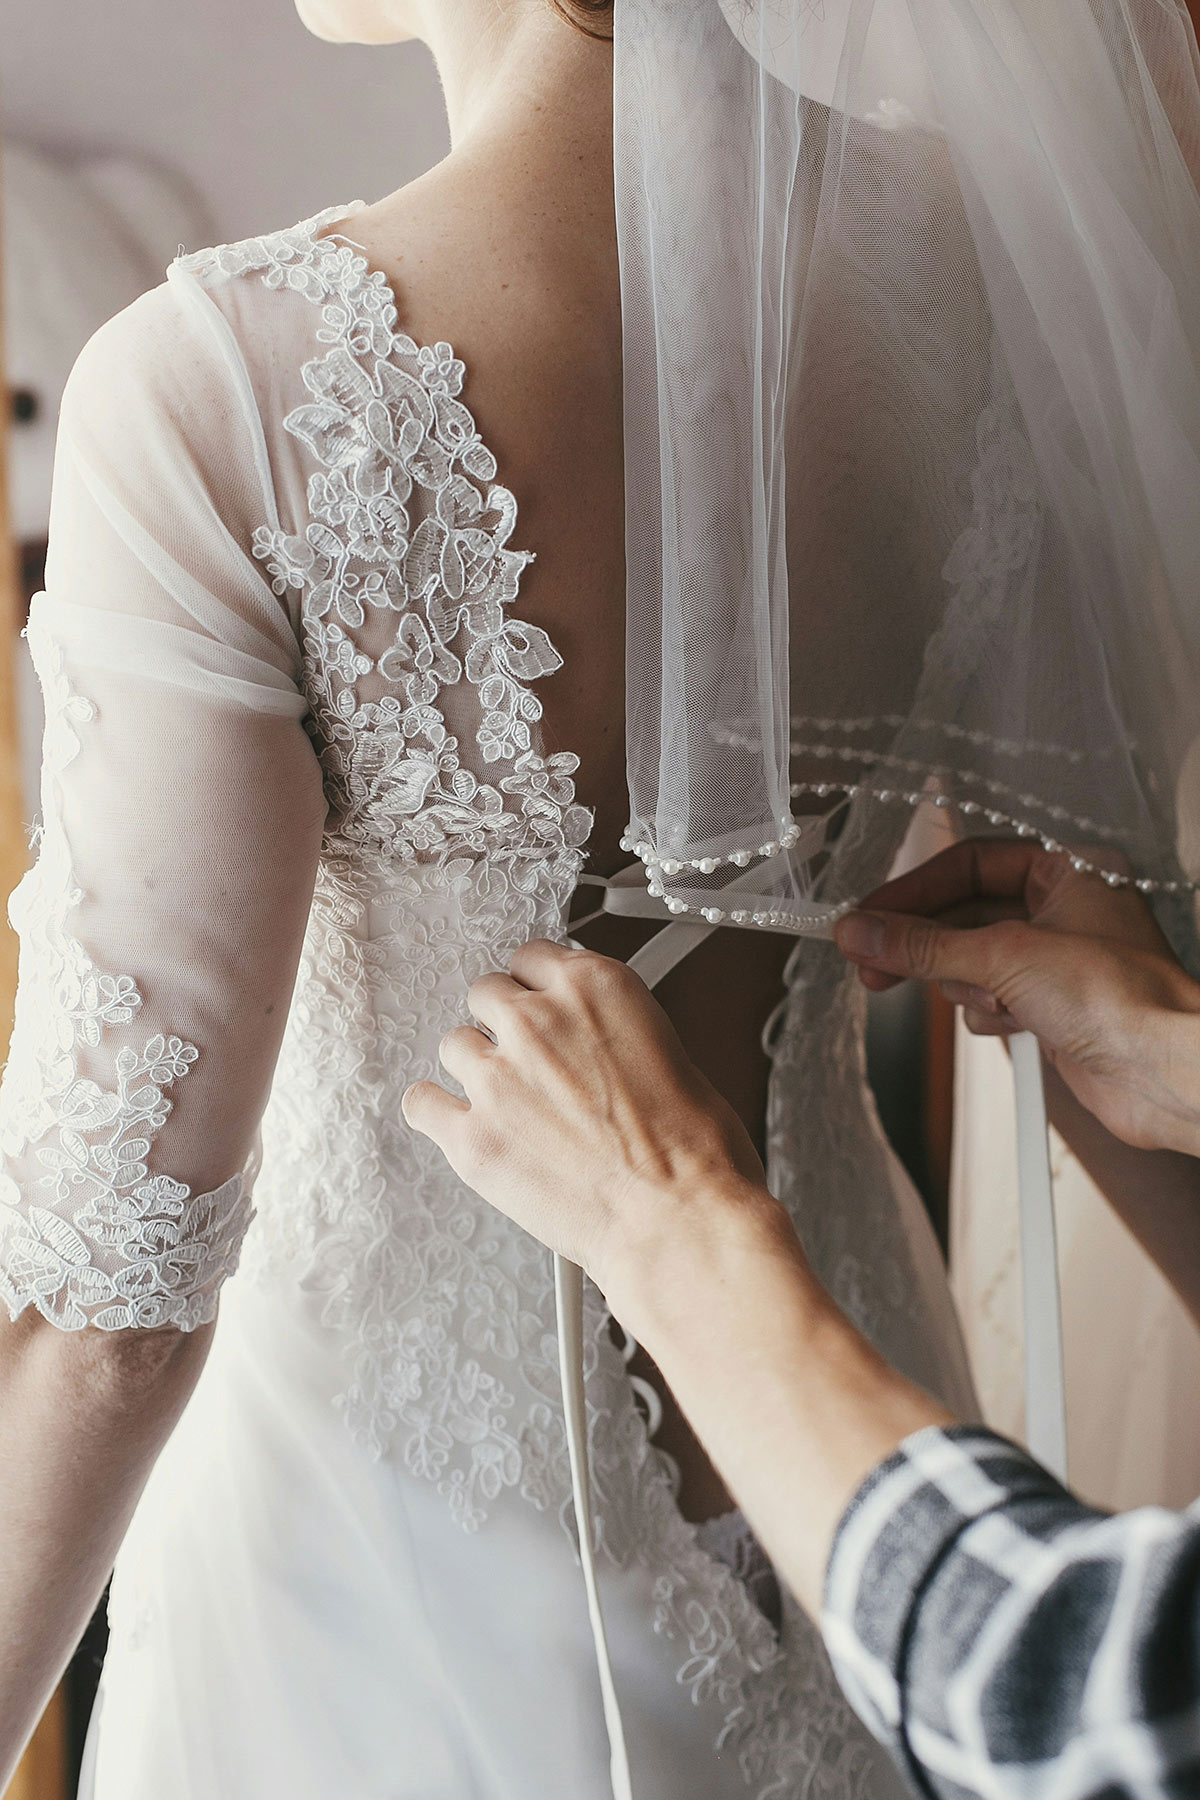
401, 941, 771, 1285
834, 840, 1200, 1156
406, 943, 951, 1622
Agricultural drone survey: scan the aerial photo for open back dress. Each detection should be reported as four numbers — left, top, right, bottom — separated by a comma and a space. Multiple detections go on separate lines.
0, 202, 977, 1800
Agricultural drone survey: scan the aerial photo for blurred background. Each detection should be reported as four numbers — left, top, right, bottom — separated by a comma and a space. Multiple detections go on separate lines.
2, 0, 448, 240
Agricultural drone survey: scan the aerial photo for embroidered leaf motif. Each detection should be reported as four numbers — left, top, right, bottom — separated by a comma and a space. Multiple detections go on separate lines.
241, 214, 594, 886
177, 228, 849, 1777
204, 231, 857, 1796
27, 1206, 92, 1266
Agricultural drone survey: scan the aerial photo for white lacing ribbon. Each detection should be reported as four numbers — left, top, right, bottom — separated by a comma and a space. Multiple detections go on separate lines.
1011, 1032, 1067, 1482
555, 863, 1065, 1798
554, 898, 716, 1800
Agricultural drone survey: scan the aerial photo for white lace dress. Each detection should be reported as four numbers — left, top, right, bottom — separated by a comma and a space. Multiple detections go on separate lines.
0, 201, 977, 1800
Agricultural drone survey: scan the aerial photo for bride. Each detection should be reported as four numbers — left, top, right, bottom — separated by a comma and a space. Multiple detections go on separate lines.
3, 0, 1198, 1795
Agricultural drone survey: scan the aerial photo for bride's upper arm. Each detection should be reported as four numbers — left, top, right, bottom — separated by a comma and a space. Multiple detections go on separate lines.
0, 278, 328, 1345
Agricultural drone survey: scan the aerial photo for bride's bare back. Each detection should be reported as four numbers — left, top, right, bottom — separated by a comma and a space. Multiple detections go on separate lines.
334, 5, 795, 1520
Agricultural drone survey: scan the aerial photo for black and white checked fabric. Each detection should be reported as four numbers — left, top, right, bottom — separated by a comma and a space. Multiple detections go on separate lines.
821, 1425, 1200, 1800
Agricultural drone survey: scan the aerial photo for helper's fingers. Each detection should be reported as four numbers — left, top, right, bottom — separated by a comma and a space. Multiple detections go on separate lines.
401, 1080, 471, 1144
466, 971, 526, 1035
438, 1025, 495, 1087
963, 1007, 1019, 1037
851, 900, 1026, 994
856, 965, 903, 993
928, 898, 1029, 930
508, 938, 581, 990
939, 980, 1002, 1014
851, 932, 1017, 995
861, 839, 1041, 920
836, 909, 1034, 994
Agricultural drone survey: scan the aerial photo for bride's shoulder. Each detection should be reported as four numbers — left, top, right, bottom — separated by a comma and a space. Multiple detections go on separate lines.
60, 199, 373, 418
58, 271, 233, 449
166, 200, 369, 292
54, 199, 360, 475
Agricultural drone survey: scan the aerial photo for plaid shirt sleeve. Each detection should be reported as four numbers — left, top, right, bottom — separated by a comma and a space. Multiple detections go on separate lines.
820, 1423, 1200, 1800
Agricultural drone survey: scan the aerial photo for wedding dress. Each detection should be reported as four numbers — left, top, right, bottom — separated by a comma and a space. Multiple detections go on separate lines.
951, 1021, 1200, 1516
0, 196, 979, 1799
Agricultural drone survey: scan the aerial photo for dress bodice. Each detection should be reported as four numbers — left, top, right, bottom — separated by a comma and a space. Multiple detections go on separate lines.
3, 200, 971, 1800
158, 205, 590, 1493
167, 208, 967, 1800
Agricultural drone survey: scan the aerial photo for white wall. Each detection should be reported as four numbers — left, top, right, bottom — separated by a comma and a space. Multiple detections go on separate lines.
1, 0, 451, 823
0, 0, 450, 243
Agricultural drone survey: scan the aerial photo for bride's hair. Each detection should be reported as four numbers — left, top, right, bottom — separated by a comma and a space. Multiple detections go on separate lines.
546, 0, 613, 38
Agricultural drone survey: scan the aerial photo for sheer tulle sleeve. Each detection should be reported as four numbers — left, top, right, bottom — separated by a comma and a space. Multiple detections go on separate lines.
0, 275, 328, 1332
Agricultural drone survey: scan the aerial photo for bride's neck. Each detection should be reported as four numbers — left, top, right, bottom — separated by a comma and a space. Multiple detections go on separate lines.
423, 6, 612, 208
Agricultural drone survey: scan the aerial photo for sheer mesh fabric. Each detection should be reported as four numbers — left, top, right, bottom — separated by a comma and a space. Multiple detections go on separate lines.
8, 202, 981, 1799
616, 0, 1200, 951
0, 280, 329, 1330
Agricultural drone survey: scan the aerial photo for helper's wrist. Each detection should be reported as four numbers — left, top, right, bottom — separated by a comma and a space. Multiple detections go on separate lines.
594, 1169, 818, 1349
1150, 1003, 1200, 1159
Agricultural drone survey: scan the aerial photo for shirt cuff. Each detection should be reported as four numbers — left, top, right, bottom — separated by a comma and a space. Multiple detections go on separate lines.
820, 1423, 1067, 1790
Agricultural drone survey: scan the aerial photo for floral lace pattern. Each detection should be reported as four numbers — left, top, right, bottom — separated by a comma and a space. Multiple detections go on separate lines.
177, 203, 594, 1520
185, 206, 589, 869
169, 206, 962, 1799
0, 624, 256, 1332
921, 337, 1043, 696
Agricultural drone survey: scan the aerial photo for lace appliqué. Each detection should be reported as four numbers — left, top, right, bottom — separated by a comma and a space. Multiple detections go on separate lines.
173, 208, 901, 1799
181, 206, 588, 870
175, 206, 605, 1523
922, 338, 1042, 694
0, 626, 255, 1332
177, 204, 592, 1502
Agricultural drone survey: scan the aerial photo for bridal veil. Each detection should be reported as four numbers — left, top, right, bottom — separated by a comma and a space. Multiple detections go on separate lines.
615, 0, 1200, 947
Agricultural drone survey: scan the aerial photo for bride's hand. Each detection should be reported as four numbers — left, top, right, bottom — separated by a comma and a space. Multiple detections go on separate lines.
401, 940, 771, 1284
834, 839, 1200, 1157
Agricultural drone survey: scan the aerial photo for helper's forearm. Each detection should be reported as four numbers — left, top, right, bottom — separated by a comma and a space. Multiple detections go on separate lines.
601, 1183, 954, 1614
1043, 1060, 1200, 1329
0, 1314, 212, 1785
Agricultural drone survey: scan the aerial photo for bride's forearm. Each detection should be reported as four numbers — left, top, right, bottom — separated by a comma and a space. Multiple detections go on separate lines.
601, 1182, 954, 1615
0, 1314, 212, 1785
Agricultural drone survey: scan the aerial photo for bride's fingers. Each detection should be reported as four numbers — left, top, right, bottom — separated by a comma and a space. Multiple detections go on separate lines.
401, 1079, 470, 1142
438, 1025, 495, 1087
